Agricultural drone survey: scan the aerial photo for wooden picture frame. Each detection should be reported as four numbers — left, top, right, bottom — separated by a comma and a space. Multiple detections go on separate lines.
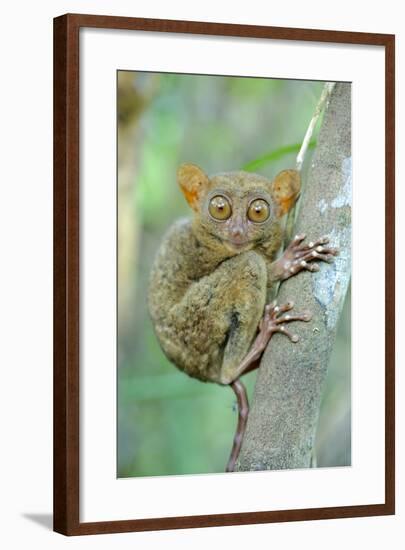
53, 13, 395, 535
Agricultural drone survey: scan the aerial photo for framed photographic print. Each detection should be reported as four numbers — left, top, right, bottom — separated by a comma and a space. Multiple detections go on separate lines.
53, 13, 395, 535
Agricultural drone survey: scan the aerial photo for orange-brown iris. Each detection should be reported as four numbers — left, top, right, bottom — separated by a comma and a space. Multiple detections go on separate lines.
247, 199, 270, 223
208, 195, 232, 221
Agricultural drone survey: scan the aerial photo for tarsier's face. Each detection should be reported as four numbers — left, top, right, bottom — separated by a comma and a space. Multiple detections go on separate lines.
177, 164, 301, 254
201, 172, 278, 253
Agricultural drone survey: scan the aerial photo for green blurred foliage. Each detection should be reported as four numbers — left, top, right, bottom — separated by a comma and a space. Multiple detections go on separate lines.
118, 72, 350, 478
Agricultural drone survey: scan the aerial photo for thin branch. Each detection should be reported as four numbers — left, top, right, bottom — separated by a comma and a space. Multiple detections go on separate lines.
296, 82, 335, 171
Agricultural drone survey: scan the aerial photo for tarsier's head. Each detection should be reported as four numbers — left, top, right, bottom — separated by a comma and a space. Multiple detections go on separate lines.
177, 163, 301, 253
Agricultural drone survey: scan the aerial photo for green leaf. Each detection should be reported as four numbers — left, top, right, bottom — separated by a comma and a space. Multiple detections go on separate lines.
242, 140, 316, 172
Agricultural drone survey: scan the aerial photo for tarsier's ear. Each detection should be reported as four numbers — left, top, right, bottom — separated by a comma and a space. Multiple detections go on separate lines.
177, 163, 210, 211
271, 169, 301, 217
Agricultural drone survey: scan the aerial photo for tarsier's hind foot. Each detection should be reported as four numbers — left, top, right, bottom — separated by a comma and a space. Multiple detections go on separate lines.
256, 300, 312, 348
225, 300, 312, 472
276, 234, 339, 281
223, 300, 312, 385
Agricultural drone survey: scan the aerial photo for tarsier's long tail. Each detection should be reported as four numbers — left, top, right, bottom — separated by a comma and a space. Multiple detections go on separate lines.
226, 379, 249, 472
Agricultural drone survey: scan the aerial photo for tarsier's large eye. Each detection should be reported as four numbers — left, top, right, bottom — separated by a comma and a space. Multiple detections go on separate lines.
247, 199, 270, 223
208, 195, 232, 221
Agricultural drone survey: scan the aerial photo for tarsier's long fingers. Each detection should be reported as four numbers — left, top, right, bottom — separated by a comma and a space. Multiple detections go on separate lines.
288, 261, 320, 276
293, 246, 339, 261
295, 235, 330, 251
276, 234, 339, 281
295, 251, 336, 265
287, 233, 307, 249
288, 235, 338, 257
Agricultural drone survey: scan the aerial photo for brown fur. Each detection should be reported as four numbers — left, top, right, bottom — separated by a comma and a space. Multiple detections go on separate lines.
148, 165, 300, 384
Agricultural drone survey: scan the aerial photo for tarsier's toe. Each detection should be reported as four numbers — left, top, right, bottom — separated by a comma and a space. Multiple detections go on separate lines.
274, 312, 312, 344
278, 325, 300, 343
276, 310, 312, 325
272, 301, 294, 317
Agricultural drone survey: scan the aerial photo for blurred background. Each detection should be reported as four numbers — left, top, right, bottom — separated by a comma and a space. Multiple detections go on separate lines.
117, 72, 351, 477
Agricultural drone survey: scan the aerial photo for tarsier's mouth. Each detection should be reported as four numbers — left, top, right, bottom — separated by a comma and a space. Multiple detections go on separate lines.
224, 239, 255, 252
206, 229, 253, 251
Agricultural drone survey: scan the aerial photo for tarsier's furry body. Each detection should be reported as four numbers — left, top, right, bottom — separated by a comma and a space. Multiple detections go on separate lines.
148, 164, 337, 471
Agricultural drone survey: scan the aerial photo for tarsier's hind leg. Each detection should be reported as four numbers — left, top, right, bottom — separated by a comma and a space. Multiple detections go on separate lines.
225, 301, 312, 472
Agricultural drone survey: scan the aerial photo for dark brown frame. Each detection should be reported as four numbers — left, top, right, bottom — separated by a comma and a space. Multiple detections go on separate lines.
54, 13, 395, 536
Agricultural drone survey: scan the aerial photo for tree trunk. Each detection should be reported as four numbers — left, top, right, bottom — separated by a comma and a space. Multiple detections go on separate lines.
236, 82, 352, 471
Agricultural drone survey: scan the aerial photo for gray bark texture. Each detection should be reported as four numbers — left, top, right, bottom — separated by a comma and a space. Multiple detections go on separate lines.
236, 82, 352, 471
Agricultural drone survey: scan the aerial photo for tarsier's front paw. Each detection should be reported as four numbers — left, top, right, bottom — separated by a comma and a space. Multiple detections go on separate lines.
258, 300, 312, 346
278, 233, 339, 281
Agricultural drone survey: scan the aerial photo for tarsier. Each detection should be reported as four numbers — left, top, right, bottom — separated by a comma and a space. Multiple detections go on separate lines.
148, 164, 338, 472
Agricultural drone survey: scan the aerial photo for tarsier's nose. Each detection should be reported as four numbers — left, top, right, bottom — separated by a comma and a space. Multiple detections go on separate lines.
230, 221, 246, 244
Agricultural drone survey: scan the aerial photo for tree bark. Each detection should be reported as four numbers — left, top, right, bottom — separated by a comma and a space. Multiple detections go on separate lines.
236, 82, 352, 471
